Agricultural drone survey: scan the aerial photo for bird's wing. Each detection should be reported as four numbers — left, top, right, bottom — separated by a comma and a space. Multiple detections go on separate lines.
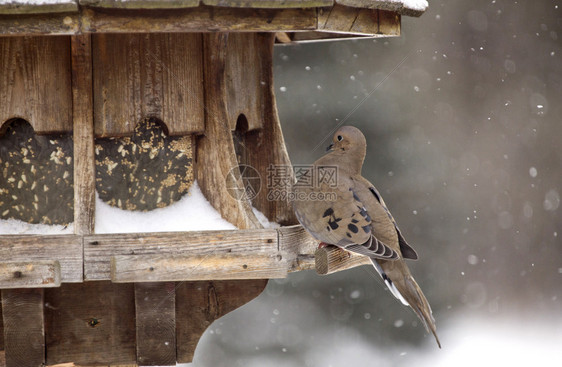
293, 176, 398, 260
352, 177, 419, 260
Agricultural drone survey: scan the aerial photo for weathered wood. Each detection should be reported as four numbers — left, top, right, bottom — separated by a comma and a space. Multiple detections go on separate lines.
81, 0, 200, 9
81, 7, 316, 33
134, 282, 176, 366
0, 351, 4, 367
0, 36, 72, 134
92, 33, 204, 137
84, 229, 277, 280
0, 235, 82, 283
279, 225, 318, 272
0, 0, 78, 15
176, 280, 268, 363
225, 33, 265, 131
377, 9, 400, 36
232, 33, 299, 226
1, 288, 45, 367
72, 34, 96, 235
318, 4, 385, 35
44, 282, 136, 365
0, 300, 3, 355
0, 13, 80, 35
336, 0, 426, 17
197, 33, 262, 230
203, 0, 331, 7
288, 31, 372, 42
111, 252, 286, 282
315, 245, 371, 275
0, 260, 61, 289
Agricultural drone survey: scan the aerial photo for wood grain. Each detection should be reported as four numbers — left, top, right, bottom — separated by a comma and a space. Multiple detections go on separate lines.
84, 229, 278, 280
315, 245, 371, 275
377, 9, 400, 36
0, 36, 72, 134
0, 235, 82, 283
202, 0, 332, 7
176, 279, 268, 363
92, 33, 204, 137
1, 288, 45, 367
111, 252, 287, 282
0, 260, 61, 289
44, 282, 136, 365
197, 33, 262, 230
232, 33, 299, 226
72, 34, 96, 235
135, 282, 176, 366
81, 7, 316, 33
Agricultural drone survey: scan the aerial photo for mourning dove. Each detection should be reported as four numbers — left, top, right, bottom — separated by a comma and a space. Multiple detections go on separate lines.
292, 126, 440, 348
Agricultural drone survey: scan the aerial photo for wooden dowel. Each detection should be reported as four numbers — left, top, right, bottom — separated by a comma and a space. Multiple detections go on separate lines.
315, 245, 372, 275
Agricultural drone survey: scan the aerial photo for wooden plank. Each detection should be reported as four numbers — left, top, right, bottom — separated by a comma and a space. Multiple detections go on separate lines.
81, 7, 316, 33
84, 229, 278, 280
0, 36, 72, 134
0, 351, 4, 367
1, 289, 45, 367
318, 4, 384, 35
134, 282, 176, 366
0, 0, 78, 15
231, 33, 298, 225
336, 0, 426, 17
72, 34, 96, 235
315, 245, 371, 275
0, 13, 80, 35
0, 235, 82, 283
176, 280, 267, 363
92, 33, 204, 137
203, 0, 332, 8
377, 9, 400, 36
0, 298, 3, 355
197, 33, 262, 230
44, 282, 136, 365
225, 33, 265, 131
0, 260, 61, 289
278, 225, 318, 272
81, 0, 200, 8
111, 253, 287, 282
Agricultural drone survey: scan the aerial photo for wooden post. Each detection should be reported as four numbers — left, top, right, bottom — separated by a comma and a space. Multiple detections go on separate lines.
135, 282, 176, 366
71, 34, 95, 236
315, 245, 372, 275
1, 289, 45, 367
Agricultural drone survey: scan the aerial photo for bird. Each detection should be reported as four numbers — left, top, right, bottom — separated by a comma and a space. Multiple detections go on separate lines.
292, 125, 440, 348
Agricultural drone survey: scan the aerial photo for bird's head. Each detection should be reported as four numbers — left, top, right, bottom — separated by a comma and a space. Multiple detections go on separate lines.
325, 126, 367, 174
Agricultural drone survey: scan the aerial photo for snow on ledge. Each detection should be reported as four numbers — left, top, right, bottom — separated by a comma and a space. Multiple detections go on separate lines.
0, 180, 279, 235
95, 180, 237, 234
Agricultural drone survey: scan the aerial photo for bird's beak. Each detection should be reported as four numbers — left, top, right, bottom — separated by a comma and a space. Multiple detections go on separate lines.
326, 143, 334, 152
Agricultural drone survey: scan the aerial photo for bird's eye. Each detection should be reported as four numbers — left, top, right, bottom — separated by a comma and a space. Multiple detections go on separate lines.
337, 135, 343, 142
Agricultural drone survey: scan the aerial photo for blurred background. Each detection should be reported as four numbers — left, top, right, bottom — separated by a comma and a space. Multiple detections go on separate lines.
193, 1, 562, 365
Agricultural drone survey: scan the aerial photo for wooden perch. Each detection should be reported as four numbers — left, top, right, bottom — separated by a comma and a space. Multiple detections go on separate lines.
315, 245, 371, 275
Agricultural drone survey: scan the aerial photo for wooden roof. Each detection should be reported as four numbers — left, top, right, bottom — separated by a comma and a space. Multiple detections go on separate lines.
0, 0, 427, 16
0, 0, 427, 39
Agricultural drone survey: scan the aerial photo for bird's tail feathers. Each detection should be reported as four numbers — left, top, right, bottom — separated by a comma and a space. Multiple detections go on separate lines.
370, 258, 441, 348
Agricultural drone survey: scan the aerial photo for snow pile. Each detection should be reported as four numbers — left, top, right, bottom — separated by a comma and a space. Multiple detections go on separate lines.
398, 0, 428, 12
0, 218, 73, 234
95, 180, 237, 234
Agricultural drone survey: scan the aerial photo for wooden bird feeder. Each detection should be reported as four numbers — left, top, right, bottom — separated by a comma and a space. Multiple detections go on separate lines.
0, 1, 427, 366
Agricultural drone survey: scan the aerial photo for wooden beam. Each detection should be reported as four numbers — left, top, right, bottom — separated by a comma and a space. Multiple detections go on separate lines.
176, 280, 268, 363
84, 229, 278, 281
44, 282, 136, 365
315, 245, 371, 275
111, 253, 287, 283
0, 235, 82, 283
92, 33, 204, 137
135, 282, 176, 366
0, 260, 61, 289
0, 36, 72, 134
1, 289, 45, 367
71, 34, 96, 235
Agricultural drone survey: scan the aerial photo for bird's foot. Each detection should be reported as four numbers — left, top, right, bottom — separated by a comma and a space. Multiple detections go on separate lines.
318, 242, 329, 248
